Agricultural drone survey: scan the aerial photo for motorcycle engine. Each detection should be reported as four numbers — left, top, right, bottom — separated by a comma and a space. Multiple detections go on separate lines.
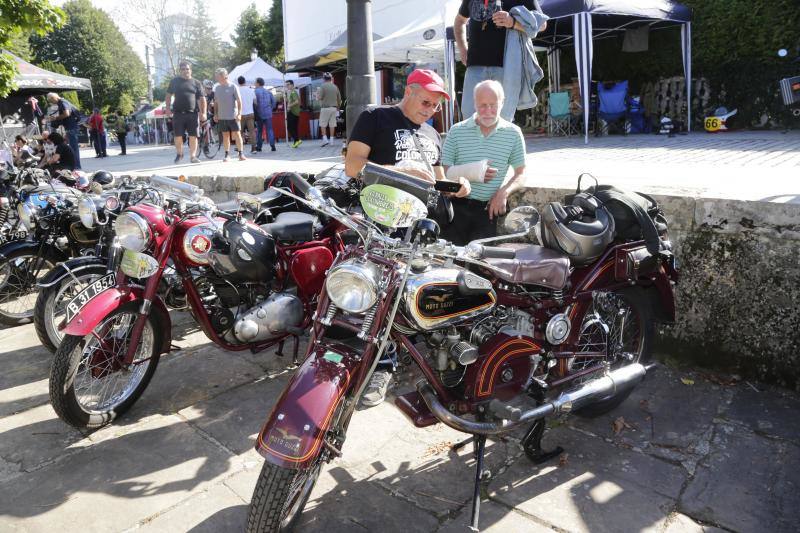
227, 292, 304, 343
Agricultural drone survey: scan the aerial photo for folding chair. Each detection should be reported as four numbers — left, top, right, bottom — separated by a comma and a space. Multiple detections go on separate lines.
548, 91, 573, 136
596, 81, 630, 136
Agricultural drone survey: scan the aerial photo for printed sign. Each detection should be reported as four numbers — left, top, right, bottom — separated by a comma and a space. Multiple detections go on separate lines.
359, 184, 427, 228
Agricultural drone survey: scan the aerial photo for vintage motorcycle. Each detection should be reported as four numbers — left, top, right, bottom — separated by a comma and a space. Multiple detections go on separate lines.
0, 169, 113, 325
246, 165, 678, 532
49, 175, 353, 429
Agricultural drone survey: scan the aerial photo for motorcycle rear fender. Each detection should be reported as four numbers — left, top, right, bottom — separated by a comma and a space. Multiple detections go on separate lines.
62, 285, 171, 354
0, 239, 69, 264
648, 266, 677, 323
36, 256, 107, 289
255, 341, 363, 470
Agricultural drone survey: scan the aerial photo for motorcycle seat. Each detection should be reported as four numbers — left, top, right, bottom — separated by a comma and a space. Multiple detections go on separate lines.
486, 243, 570, 290
216, 188, 283, 213
260, 211, 317, 242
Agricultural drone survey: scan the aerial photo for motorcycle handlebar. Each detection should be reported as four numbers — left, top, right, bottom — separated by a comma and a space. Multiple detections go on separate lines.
286, 172, 312, 197
466, 243, 516, 259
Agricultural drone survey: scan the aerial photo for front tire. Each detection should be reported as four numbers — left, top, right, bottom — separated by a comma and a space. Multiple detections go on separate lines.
247, 460, 323, 533
34, 265, 107, 353
49, 302, 161, 429
0, 248, 56, 326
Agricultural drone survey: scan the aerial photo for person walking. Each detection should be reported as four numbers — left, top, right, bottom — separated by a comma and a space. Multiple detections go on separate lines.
254, 77, 276, 152
165, 60, 206, 164
87, 108, 107, 157
106, 110, 129, 155
213, 68, 246, 162
236, 76, 257, 154
43, 93, 82, 169
316, 72, 341, 146
285, 80, 302, 148
454, 0, 546, 121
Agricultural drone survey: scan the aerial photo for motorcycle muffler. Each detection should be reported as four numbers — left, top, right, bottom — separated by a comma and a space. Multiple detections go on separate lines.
418, 363, 649, 436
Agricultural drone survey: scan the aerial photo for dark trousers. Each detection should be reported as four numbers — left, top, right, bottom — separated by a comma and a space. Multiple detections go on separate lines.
287, 112, 299, 142
89, 130, 100, 156
255, 117, 275, 150
440, 198, 498, 246
66, 128, 82, 168
118, 132, 126, 154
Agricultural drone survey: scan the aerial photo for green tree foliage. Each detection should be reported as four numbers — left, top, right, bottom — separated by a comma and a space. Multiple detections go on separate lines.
181, 0, 232, 82
117, 93, 135, 115
230, 0, 284, 67
31, 0, 147, 111
0, 0, 64, 97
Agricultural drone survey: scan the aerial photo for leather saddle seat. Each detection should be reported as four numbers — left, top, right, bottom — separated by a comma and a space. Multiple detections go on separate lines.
216, 188, 282, 213
260, 211, 317, 242
486, 243, 570, 290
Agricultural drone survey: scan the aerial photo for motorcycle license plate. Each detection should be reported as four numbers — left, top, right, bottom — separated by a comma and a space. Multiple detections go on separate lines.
65, 273, 116, 324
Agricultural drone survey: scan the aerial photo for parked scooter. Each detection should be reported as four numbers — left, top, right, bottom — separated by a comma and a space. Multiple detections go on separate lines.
246, 166, 678, 532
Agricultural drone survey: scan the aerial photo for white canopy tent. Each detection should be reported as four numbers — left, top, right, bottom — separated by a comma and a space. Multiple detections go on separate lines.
227, 57, 312, 88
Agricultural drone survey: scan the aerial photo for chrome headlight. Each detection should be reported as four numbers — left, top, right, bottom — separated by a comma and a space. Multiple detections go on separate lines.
325, 260, 381, 313
115, 211, 152, 252
77, 196, 97, 228
16, 202, 36, 230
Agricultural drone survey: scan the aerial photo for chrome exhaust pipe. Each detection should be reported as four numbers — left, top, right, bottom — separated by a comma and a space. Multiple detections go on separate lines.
418, 363, 648, 436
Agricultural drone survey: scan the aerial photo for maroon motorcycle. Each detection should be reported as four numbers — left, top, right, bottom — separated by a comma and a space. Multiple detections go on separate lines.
49, 175, 351, 429
246, 167, 678, 532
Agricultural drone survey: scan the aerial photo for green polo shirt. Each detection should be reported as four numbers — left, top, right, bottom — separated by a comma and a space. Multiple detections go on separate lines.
442, 115, 526, 202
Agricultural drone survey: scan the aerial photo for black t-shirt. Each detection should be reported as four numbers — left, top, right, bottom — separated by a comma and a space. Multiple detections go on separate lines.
167, 77, 204, 113
459, 0, 533, 67
56, 99, 80, 129
349, 106, 441, 167
54, 143, 76, 171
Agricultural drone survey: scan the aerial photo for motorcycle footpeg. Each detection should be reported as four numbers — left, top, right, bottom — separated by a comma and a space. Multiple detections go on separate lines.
488, 399, 522, 422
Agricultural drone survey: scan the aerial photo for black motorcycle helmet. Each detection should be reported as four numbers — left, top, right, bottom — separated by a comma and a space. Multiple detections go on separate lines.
92, 170, 114, 187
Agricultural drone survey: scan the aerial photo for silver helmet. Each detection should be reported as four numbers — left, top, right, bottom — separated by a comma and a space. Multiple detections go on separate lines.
540, 192, 615, 266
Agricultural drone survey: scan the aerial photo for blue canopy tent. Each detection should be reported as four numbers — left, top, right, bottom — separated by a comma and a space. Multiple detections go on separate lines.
535, 0, 692, 143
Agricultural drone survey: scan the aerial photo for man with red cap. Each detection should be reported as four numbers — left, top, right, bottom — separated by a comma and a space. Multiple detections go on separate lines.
344, 69, 470, 407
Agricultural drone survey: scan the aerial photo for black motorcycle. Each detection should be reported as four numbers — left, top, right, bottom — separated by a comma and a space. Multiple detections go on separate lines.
0, 170, 113, 326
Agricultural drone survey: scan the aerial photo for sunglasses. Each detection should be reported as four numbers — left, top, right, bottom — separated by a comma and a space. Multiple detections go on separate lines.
413, 92, 443, 112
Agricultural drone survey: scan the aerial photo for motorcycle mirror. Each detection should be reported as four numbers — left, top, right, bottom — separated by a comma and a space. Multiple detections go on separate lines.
504, 206, 540, 235
778, 49, 788, 58
236, 192, 261, 211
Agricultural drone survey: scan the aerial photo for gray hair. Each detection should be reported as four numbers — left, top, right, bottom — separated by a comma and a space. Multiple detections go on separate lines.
215, 67, 228, 77
46, 92, 59, 101
473, 80, 505, 102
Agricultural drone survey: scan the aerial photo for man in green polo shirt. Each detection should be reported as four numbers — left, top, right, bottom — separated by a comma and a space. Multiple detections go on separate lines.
441, 80, 526, 245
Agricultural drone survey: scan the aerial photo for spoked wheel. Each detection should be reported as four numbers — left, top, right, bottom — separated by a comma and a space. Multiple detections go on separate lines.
202, 126, 220, 159
569, 287, 653, 418
49, 302, 161, 429
34, 264, 107, 353
0, 249, 56, 326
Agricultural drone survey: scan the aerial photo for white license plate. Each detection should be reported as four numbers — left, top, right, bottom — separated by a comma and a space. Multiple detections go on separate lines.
65, 273, 116, 324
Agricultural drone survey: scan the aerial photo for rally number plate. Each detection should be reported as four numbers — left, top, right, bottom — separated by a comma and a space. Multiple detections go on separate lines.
65, 273, 116, 324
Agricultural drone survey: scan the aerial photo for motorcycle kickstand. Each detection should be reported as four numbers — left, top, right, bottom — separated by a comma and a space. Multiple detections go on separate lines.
291, 335, 300, 366
452, 434, 509, 457
521, 418, 564, 465
468, 434, 491, 532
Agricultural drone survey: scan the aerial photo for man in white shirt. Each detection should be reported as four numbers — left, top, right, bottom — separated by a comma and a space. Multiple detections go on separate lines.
237, 76, 257, 153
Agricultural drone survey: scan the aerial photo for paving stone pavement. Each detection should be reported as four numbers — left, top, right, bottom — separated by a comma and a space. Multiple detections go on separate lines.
0, 314, 798, 533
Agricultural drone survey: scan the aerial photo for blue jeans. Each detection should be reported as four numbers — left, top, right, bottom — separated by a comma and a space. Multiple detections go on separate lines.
461, 65, 518, 122
66, 128, 81, 169
255, 116, 275, 149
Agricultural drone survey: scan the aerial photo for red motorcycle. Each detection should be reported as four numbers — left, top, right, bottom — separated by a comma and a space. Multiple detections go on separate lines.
246, 167, 678, 532
49, 174, 350, 429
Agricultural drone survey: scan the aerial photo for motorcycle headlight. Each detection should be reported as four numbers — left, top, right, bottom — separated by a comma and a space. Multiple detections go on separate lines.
115, 211, 152, 252
17, 202, 36, 230
325, 260, 381, 313
77, 196, 97, 228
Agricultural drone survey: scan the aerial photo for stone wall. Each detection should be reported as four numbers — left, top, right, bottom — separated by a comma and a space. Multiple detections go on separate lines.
510, 188, 800, 390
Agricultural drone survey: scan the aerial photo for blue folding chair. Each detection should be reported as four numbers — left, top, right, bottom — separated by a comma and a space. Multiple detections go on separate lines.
596, 81, 630, 136
548, 91, 574, 136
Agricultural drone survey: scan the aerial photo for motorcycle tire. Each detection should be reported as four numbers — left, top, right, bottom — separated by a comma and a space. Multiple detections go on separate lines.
49, 302, 162, 429
0, 248, 57, 326
572, 287, 654, 418
247, 457, 324, 533
34, 264, 107, 353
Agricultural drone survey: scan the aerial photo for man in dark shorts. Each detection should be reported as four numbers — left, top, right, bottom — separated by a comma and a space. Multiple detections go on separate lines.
344, 69, 470, 407
213, 68, 246, 162
165, 60, 206, 164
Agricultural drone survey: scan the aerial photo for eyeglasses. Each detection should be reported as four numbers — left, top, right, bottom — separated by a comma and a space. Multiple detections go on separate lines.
412, 92, 443, 112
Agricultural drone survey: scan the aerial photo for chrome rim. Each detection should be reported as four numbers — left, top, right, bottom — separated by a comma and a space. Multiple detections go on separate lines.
47, 272, 104, 345
0, 254, 55, 319
71, 311, 154, 413
280, 462, 322, 531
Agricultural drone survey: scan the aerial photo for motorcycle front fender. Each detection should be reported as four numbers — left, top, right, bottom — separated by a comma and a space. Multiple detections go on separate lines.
36, 256, 107, 289
0, 239, 69, 264
255, 341, 363, 470
61, 285, 172, 354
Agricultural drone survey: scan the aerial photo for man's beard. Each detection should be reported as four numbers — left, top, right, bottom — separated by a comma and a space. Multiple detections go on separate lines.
477, 114, 499, 128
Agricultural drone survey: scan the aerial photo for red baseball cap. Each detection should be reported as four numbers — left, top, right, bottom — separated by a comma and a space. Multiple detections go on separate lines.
407, 69, 450, 100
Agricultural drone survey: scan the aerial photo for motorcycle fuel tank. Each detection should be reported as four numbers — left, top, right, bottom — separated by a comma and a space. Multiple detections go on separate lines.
403, 268, 495, 331
290, 246, 334, 299
207, 219, 276, 283
174, 217, 223, 267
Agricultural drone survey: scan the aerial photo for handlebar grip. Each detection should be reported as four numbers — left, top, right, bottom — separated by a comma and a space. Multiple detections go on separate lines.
287, 173, 311, 197
480, 245, 516, 259
214, 210, 236, 221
